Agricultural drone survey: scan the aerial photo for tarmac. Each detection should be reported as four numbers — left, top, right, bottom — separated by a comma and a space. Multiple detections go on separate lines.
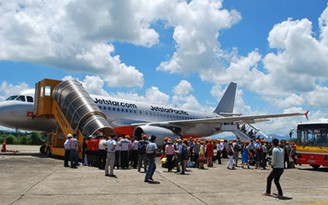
0, 145, 328, 205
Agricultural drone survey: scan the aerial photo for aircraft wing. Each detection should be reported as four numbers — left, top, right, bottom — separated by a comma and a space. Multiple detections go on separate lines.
131, 111, 308, 127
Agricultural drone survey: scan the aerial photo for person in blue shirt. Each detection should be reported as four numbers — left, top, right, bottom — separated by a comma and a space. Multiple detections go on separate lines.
144, 135, 158, 183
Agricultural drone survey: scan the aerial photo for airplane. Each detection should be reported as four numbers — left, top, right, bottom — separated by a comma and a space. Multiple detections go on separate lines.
0, 82, 308, 147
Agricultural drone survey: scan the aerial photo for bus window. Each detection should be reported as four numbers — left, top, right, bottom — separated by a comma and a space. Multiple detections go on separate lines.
317, 130, 328, 146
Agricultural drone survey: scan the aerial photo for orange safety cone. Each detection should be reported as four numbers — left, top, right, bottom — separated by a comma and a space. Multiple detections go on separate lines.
1, 139, 7, 152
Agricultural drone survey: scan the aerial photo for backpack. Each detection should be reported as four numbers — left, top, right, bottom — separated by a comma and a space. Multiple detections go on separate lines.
181, 145, 188, 157
234, 143, 241, 152
138, 141, 147, 155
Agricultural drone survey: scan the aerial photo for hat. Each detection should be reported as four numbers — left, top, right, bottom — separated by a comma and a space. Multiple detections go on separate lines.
142, 134, 148, 139
67, 134, 73, 138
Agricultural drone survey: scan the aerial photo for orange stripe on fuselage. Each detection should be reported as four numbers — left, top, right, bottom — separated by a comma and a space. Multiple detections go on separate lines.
114, 126, 134, 137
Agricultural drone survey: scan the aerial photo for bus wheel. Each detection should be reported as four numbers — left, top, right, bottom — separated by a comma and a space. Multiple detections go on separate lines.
311, 165, 320, 170
46, 147, 52, 157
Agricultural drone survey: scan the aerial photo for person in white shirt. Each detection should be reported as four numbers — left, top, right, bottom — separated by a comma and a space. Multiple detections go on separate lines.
98, 136, 107, 169
119, 135, 132, 169
69, 134, 79, 168
131, 137, 139, 169
264, 138, 284, 198
104, 135, 117, 177
64, 134, 72, 167
217, 140, 224, 164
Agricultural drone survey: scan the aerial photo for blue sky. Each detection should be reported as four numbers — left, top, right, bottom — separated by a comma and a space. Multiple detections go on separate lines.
1, 0, 328, 135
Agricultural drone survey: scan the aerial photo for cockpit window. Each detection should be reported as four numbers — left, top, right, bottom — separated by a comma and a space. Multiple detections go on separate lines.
16, 96, 25, 102
27, 96, 33, 103
6, 95, 18, 101
5, 95, 29, 102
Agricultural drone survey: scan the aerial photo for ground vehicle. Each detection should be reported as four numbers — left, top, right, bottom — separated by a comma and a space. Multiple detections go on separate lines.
296, 120, 328, 169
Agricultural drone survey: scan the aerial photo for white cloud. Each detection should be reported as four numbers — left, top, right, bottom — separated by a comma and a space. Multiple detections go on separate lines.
156, 0, 241, 74
172, 80, 193, 96
145, 87, 170, 105
0, 81, 31, 101
0, 0, 148, 88
305, 86, 328, 107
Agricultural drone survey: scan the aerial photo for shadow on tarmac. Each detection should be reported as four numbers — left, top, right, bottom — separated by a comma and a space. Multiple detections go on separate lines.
297, 167, 328, 172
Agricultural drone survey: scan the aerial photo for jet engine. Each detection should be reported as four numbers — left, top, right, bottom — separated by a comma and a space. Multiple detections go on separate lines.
134, 126, 180, 148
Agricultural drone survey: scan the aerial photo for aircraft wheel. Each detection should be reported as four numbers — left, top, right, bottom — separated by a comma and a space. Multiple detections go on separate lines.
311, 165, 320, 170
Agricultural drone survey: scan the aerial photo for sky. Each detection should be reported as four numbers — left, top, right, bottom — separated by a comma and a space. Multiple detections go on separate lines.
1, 0, 328, 136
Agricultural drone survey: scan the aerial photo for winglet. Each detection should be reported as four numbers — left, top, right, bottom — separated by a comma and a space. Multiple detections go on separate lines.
304, 110, 309, 120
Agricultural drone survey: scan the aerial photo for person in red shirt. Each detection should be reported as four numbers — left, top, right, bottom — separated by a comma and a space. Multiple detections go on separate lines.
206, 138, 214, 167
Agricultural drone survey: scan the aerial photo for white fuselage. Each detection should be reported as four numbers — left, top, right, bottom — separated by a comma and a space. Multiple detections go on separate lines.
0, 92, 221, 137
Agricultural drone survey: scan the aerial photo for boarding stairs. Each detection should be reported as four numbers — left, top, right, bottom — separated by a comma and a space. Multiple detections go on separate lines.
220, 122, 270, 141
34, 79, 115, 157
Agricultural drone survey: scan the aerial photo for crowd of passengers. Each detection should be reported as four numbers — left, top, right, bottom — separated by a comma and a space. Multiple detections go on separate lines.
64, 131, 297, 172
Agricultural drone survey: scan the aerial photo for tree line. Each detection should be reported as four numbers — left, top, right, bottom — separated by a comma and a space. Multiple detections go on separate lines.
0, 131, 42, 145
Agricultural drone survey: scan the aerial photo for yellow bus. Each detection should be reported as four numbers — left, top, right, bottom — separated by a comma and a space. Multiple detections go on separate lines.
296, 120, 328, 169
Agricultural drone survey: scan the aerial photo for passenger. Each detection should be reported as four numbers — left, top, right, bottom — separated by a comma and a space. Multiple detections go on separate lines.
232, 139, 241, 167
173, 138, 179, 170
226, 141, 235, 170
206, 138, 214, 167
98, 136, 107, 170
163, 137, 169, 155
284, 141, 291, 168
192, 139, 200, 168
165, 139, 175, 172
82, 137, 88, 166
119, 134, 131, 169
182, 139, 189, 173
137, 134, 148, 172
261, 140, 267, 169
254, 139, 261, 169
222, 139, 228, 158
241, 141, 250, 169
131, 137, 139, 169
216, 139, 224, 164
144, 135, 158, 183
187, 137, 194, 161
114, 136, 121, 169
263, 138, 285, 198
69, 134, 79, 168
175, 139, 182, 173
64, 134, 72, 167
104, 135, 117, 178
198, 141, 206, 169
